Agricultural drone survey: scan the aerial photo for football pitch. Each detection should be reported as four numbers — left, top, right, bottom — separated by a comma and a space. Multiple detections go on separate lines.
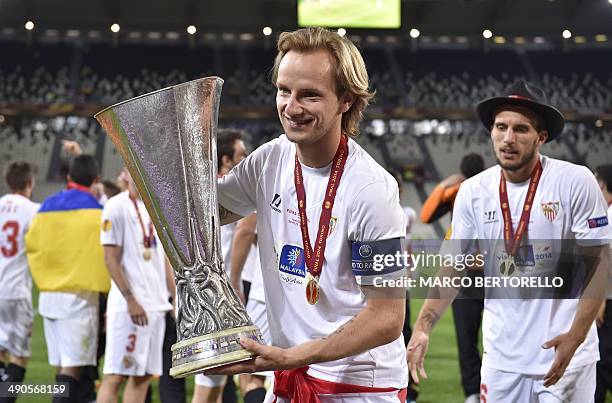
298, 0, 400, 29
19, 295, 612, 402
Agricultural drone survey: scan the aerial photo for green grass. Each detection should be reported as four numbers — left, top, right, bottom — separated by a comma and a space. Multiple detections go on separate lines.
298, 0, 400, 29
16, 293, 612, 402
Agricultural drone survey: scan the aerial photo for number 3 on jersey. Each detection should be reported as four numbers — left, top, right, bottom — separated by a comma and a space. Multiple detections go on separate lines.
1, 220, 19, 258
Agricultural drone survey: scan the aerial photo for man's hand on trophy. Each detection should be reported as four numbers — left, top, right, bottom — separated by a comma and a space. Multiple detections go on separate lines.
204, 337, 307, 375
127, 298, 149, 326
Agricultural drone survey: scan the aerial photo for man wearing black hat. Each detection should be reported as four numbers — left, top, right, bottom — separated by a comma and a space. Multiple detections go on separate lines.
407, 81, 610, 402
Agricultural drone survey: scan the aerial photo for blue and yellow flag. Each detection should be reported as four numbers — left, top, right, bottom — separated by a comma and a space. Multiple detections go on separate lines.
26, 189, 110, 292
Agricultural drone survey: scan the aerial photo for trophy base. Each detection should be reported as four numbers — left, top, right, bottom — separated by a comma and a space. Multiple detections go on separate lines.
170, 325, 263, 378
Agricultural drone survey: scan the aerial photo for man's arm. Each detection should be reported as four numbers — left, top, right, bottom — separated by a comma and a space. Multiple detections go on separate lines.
103, 245, 148, 326
229, 214, 257, 302
406, 295, 455, 383
165, 257, 176, 317
542, 244, 610, 387
207, 290, 405, 374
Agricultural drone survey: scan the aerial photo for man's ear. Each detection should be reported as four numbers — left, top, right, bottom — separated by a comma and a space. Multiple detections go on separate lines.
221, 155, 232, 168
340, 92, 355, 114
538, 130, 549, 145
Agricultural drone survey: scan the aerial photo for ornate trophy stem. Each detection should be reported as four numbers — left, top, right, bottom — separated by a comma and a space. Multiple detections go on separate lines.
95, 77, 263, 378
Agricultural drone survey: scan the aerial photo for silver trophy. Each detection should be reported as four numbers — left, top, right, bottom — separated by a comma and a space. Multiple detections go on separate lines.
95, 77, 263, 378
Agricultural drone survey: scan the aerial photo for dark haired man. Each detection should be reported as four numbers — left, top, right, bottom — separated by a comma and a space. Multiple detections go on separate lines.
26, 154, 110, 403
594, 164, 612, 403
408, 81, 610, 402
0, 161, 39, 403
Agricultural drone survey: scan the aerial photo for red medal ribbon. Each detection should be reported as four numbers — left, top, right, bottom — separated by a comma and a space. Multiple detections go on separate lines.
294, 135, 349, 280
129, 195, 154, 249
499, 160, 542, 256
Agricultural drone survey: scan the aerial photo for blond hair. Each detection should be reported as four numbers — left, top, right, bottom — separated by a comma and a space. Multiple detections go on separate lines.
271, 27, 374, 137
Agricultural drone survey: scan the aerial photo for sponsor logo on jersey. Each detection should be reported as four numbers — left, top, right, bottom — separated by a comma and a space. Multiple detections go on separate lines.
496, 245, 535, 267
279, 245, 305, 277
541, 201, 560, 222
270, 193, 282, 213
102, 219, 112, 232
587, 216, 608, 228
484, 210, 497, 223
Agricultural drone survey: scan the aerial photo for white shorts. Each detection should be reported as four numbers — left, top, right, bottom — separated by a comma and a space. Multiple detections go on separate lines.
195, 373, 226, 387
43, 309, 98, 367
480, 363, 596, 403
103, 311, 166, 377
0, 299, 34, 358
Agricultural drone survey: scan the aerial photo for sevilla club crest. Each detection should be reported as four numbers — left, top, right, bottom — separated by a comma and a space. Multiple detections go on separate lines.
541, 201, 560, 222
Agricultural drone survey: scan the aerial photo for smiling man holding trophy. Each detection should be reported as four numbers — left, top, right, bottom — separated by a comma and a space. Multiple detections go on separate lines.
96, 27, 409, 403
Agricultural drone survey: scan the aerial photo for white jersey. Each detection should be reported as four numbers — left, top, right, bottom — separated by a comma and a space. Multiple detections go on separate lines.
451, 155, 610, 375
38, 291, 98, 319
221, 221, 237, 277
403, 206, 417, 240
100, 191, 172, 315
247, 242, 265, 303
608, 203, 612, 299
221, 219, 255, 283
219, 135, 408, 388
0, 194, 39, 300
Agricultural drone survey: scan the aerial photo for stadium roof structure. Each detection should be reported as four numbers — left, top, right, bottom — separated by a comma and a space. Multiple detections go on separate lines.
0, 0, 610, 46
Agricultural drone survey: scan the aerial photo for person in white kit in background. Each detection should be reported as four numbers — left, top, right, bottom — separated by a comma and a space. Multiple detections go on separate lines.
192, 129, 248, 403
229, 213, 271, 403
211, 27, 409, 403
594, 164, 612, 403
97, 169, 174, 403
0, 161, 39, 403
407, 81, 611, 403
25, 155, 107, 403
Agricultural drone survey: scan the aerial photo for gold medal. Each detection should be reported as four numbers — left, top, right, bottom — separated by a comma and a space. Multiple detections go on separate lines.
499, 256, 516, 276
143, 248, 152, 261
306, 276, 320, 305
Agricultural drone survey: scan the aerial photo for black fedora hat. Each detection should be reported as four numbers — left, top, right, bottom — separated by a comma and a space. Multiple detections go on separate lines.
476, 81, 565, 142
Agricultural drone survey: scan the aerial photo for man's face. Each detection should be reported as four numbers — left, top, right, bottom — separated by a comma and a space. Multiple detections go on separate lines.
276, 49, 352, 145
231, 140, 247, 167
491, 106, 547, 172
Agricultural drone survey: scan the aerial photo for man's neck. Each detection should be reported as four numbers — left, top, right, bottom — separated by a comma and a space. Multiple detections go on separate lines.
296, 132, 342, 168
503, 154, 540, 183
128, 189, 141, 201
13, 190, 30, 199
